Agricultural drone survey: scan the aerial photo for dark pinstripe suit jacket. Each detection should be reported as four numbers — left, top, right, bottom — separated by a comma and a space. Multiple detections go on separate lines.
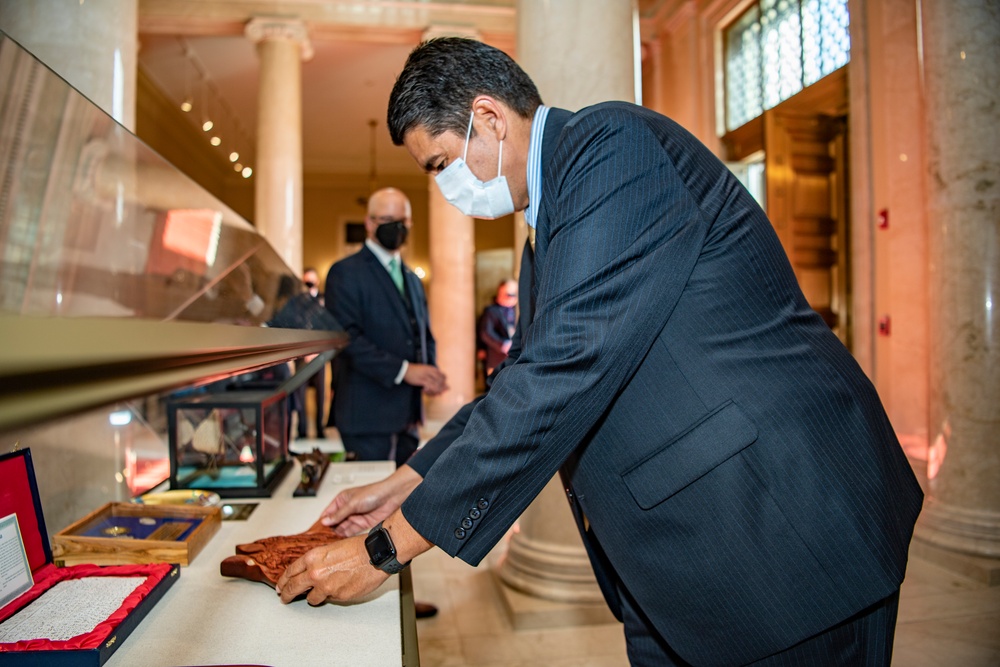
404, 104, 922, 665
324, 244, 434, 435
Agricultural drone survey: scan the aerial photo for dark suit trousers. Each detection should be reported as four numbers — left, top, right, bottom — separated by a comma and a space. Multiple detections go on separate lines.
341, 431, 419, 469
620, 582, 899, 667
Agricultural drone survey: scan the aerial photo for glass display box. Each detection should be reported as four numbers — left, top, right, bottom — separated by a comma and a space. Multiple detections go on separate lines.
167, 385, 292, 498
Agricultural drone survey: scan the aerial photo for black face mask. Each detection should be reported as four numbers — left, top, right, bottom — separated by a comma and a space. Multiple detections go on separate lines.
375, 220, 409, 251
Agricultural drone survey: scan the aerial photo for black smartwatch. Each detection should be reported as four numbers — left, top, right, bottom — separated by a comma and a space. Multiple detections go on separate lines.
365, 521, 409, 574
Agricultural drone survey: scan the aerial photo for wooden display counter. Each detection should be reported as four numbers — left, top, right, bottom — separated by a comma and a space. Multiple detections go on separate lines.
105, 460, 418, 667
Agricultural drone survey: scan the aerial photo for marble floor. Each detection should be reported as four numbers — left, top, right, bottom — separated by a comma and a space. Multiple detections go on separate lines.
410, 519, 1000, 667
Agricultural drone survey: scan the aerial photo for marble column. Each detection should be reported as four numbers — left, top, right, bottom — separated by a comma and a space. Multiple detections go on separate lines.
915, 0, 1000, 570
0, 0, 137, 130
426, 178, 476, 422
517, 0, 635, 108
245, 17, 311, 275
492, 0, 636, 616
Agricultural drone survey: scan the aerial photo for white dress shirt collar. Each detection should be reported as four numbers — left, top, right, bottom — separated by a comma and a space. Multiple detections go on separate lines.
365, 238, 400, 272
524, 105, 550, 230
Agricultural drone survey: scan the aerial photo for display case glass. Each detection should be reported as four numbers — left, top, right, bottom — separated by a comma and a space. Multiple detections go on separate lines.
0, 30, 344, 535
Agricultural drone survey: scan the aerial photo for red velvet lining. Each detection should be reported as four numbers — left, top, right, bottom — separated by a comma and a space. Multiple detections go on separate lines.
0, 455, 48, 573
0, 562, 172, 652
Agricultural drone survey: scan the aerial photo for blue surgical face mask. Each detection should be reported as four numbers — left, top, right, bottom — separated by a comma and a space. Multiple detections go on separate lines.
434, 111, 516, 220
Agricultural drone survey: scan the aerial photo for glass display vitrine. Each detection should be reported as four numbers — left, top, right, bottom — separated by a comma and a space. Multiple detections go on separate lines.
168, 382, 291, 498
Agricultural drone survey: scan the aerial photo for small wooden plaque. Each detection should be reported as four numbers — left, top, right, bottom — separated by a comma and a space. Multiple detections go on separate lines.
52, 502, 221, 567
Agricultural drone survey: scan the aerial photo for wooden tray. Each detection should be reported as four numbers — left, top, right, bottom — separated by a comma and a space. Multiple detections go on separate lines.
52, 502, 221, 567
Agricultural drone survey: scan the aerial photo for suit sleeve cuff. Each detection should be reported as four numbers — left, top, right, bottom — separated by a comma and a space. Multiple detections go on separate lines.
394, 360, 408, 384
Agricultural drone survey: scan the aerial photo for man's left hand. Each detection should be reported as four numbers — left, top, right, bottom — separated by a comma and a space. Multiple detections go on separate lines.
275, 535, 388, 605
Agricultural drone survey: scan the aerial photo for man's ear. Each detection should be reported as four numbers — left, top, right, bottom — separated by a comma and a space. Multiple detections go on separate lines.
471, 95, 507, 141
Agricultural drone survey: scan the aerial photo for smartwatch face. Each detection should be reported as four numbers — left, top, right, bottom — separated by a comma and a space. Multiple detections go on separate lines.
365, 529, 394, 565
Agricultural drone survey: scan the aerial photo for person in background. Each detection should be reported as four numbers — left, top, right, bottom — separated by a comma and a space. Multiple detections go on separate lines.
323, 188, 447, 468
292, 267, 328, 440
320, 187, 447, 619
476, 278, 517, 377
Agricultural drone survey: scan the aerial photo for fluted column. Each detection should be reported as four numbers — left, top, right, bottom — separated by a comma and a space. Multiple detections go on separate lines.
426, 178, 476, 421
245, 17, 311, 275
916, 0, 1000, 563
494, 0, 636, 611
0, 0, 137, 130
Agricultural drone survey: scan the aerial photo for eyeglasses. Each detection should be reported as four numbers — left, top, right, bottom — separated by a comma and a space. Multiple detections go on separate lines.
371, 216, 406, 226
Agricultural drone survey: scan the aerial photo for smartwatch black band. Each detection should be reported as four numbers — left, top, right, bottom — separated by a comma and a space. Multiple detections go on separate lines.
365, 521, 409, 575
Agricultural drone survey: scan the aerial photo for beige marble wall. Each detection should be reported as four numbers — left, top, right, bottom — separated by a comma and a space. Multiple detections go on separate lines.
857, 0, 931, 449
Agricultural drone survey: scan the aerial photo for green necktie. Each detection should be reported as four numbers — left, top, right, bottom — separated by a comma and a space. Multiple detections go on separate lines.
389, 257, 404, 295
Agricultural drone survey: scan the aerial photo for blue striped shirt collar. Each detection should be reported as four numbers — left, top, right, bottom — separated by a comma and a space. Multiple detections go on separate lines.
524, 105, 550, 229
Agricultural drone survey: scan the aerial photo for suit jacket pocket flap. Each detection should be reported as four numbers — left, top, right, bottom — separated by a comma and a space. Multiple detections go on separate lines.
622, 401, 758, 509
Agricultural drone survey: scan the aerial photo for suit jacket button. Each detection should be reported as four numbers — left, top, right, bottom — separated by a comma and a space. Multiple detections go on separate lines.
477, 498, 489, 510
454, 527, 467, 539
461, 517, 473, 530
468, 508, 481, 520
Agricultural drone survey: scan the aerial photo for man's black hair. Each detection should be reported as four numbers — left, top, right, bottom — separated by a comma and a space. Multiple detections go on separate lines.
387, 37, 543, 146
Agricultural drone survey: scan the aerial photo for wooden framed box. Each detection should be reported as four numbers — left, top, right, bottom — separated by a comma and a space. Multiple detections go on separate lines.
0, 448, 180, 666
52, 501, 221, 567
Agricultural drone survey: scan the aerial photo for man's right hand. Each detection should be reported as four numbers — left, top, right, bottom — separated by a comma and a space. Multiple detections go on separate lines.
319, 464, 423, 537
403, 363, 449, 396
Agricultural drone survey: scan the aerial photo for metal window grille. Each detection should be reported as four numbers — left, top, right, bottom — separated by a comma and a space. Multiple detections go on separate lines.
724, 0, 850, 132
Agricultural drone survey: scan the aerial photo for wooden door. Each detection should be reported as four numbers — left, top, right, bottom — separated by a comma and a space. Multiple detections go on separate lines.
765, 108, 850, 344
723, 68, 851, 346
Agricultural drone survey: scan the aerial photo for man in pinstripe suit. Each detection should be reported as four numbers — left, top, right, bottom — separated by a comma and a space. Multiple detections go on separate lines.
278, 38, 923, 666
